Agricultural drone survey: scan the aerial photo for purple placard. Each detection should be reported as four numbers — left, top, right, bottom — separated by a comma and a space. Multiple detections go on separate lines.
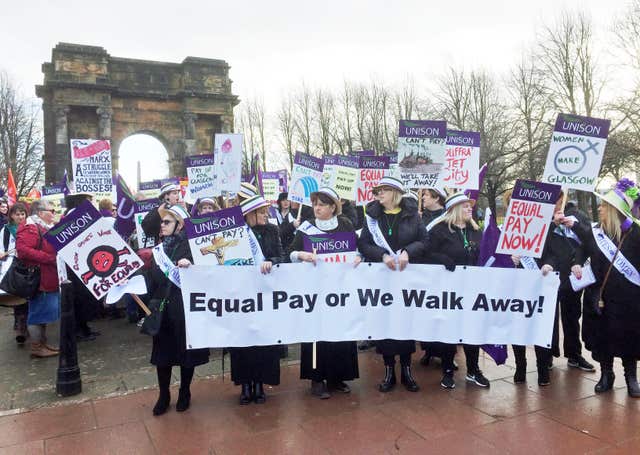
384, 152, 398, 164
160, 177, 180, 186
184, 206, 245, 238
259, 171, 280, 180
323, 155, 338, 165
293, 152, 324, 172
446, 130, 481, 147
512, 180, 562, 204
277, 169, 288, 193
359, 156, 390, 169
302, 231, 358, 254
554, 113, 610, 139
134, 198, 160, 214
399, 120, 447, 139
349, 150, 375, 156
139, 180, 161, 191
336, 155, 359, 168
185, 154, 215, 167
44, 200, 101, 251
42, 184, 66, 196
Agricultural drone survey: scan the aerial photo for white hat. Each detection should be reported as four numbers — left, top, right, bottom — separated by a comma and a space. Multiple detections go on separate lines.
403, 190, 419, 201
373, 176, 405, 194
158, 204, 190, 228
240, 195, 270, 215
238, 182, 260, 200
310, 187, 342, 215
159, 182, 181, 199
444, 192, 475, 211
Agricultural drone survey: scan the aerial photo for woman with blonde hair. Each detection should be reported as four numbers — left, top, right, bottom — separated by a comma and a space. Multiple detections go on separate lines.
561, 179, 640, 397
426, 192, 488, 389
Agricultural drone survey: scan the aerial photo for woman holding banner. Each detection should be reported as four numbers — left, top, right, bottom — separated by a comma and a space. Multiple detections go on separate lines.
358, 176, 427, 393
288, 187, 360, 399
561, 179, 640, 398
147, 204, 209, 415
427, 192, 490, 390
230, 195, 284, 405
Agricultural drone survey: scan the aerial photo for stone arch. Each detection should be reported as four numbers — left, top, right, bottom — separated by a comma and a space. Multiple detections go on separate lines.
36, 43, 239, 183
117, 131, 171, 189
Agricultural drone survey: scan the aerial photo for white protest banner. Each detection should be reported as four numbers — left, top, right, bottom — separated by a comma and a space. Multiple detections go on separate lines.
45, 200, 143, 299
397, 120, 447, 188
259, 171, 281, 202
289, 152, 324, 207
180, 262, 559, 349
213, 133, 243, 195
541, 113, 611, 191
70, 139, 114, 200
437, 130, 481, 190
496, 180, 562, 258
356, 156, 390, 206
41, 184, 67, 214
184, 206, 255, 266
138, 180, 161, 199
333, 155, 359, 201
134, 199, 160, 249
185, 154, 215, 203
321, 155, 337, 188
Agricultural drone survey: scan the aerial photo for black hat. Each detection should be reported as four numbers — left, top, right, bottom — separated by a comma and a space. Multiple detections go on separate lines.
277, 192, 288, 202
64, 193, 93, 210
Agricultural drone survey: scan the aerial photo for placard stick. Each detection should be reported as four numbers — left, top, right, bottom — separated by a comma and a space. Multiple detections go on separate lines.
561, 186, 568, 212
312, 246, 317, 369
296, 204, 303, 223
130, 294, 151, 316
417, 189, 423, 212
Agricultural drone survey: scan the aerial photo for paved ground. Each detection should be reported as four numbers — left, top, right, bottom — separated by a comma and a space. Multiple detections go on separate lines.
1, 305, 639, 454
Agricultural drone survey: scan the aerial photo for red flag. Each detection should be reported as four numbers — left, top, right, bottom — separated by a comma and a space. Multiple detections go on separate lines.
6, 169, 17, 205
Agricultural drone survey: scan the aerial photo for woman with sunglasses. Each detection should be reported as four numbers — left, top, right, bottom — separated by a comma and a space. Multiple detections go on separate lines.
427, 192, 489, 390
147, 204, 209, 415
358, 176, 427, 393
287, 187, 360, 399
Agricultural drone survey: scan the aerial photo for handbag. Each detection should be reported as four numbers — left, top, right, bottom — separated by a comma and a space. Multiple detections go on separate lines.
140, 294, 168, 337
0, 228, 42, 298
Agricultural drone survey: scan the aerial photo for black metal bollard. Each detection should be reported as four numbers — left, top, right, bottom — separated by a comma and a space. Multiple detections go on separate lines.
56, 280, 82, 396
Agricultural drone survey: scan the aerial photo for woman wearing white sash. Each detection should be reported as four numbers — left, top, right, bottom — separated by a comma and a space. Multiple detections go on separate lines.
560, 179, 640, 398
231, 196, 284, 405
358, 176, 427, 393
288, 187, 360, 399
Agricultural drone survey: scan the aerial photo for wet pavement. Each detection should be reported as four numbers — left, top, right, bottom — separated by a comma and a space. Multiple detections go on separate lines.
0, 304, 638, 454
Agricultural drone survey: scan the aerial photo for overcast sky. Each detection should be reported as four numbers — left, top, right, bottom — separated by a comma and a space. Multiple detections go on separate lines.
0, 0, 631, 187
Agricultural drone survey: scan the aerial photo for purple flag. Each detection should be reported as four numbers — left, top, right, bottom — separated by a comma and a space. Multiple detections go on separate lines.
60, 169, 71, 196
114, 173, 136, 239
481, 345, 508, 365
465, 163, 487, 202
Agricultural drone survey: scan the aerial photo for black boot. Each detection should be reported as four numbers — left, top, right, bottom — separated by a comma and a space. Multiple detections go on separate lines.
239, 383, 252, 405
595, 369, 615, 394
152, 389, 170, 416
514, 361, 527, 384
379, 365, 396, 392
400, 365, 420, 392
623, 360, 640, 398
176, 387, 191, 412
254, 382, 266, 404
537, 365, 550, 386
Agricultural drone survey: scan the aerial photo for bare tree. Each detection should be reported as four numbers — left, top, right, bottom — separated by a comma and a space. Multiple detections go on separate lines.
277, 95, 296, 167
435, 67, 471, 129
314, 88, 335, 155
0, 72, 44, 196
352, 83, 371, 151
294, 84, 313, 155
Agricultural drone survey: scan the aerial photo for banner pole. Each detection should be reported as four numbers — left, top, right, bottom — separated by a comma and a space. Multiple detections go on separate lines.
418, 189, 423, 212
297, 204, 303, 223
312, 246, 318, 369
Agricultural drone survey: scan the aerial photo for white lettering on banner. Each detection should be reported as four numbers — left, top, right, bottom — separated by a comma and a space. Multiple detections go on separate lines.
180, 263, 560, 349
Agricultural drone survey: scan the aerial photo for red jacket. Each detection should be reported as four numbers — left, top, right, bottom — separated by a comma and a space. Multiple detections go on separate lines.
16, 221, 58, 292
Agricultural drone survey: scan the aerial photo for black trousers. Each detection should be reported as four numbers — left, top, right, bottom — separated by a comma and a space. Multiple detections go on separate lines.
438, 343, 479, 374
552, 288, 583, 359
512, 345, 552, 368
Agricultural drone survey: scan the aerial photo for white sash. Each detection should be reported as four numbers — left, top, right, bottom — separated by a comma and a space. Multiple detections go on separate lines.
592, 226, 640, 287
365, 215, 399, 258
426, 214, 446, 232
152, 244, 181, 288
287, 213, 295, 223
298, 220, 324, 235
247, 227, 266, 264
520, 256, 540, 271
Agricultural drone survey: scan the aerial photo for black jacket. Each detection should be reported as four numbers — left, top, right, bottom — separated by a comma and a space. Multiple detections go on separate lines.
422, 207, 445, 227
426, 221, 481, 269
278, 205, 314, 250
341, 201, 360, 230
357, 199, 427, 262
252, 223, 285, 264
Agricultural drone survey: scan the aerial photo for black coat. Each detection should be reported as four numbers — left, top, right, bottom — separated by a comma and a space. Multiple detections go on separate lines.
229, 222, 284, 385
141, 205, 165, 244
422, 207, 445, 228
341, 200, 359, 230
357, 199, 427, 357
573, 221, 640, 361
286, 217, 360, 382
426, 221, 481, 268
278, 205, 314, 250
148, 234, 209, 368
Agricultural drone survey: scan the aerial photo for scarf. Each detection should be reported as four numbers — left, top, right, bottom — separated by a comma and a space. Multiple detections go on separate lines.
161, 230, 185, 256
6, 223, 18, 239
316, 216, 338, 231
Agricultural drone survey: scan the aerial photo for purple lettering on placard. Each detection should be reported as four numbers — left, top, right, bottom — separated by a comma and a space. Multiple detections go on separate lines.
512, 180, 562, 204
554, 113, 610, 139
44, 200, 101, 251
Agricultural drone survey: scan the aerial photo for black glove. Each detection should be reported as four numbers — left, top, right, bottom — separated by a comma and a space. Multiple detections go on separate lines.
444, 261, 456, 272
